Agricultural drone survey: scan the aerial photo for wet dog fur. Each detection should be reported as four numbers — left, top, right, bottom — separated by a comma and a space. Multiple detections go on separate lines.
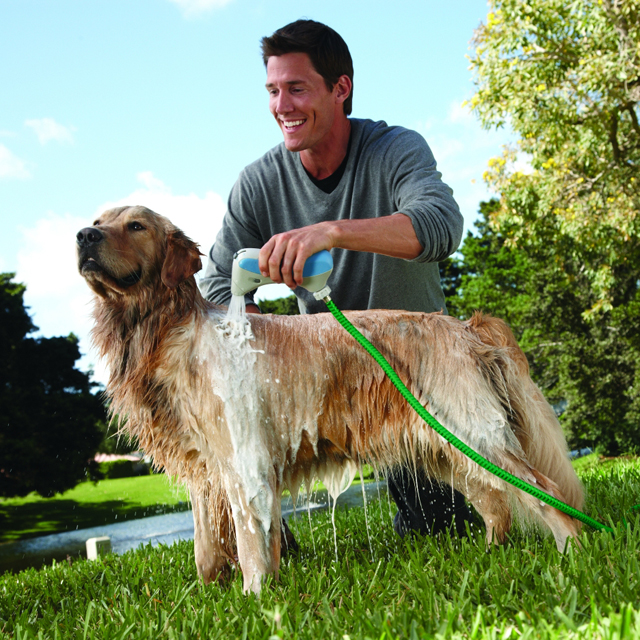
77, 205, 584, 593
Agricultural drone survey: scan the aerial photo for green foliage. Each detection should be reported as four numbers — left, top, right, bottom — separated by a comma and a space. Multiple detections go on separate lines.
0, 458, 639, 638
95, 418, 139, 455
444, 200, 533, 334
258, 295, 300, 315
465, 1, 640, 454
469, 0, 640, 311
445, 202, 640, 454
0, 274, 105, 498
98, 459, 151, 480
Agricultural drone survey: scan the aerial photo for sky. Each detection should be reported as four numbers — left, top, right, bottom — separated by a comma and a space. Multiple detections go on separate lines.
1, 0, 510, 385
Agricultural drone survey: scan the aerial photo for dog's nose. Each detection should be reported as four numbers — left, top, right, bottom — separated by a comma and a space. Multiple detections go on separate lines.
76, 227, 104, 246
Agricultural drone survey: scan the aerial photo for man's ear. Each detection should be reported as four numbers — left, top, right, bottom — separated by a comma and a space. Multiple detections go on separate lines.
334, 74, 352, 104
161, 230, 203, 288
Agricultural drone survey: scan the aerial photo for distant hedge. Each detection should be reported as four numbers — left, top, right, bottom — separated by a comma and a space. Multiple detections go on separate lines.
98, 459, 151, 480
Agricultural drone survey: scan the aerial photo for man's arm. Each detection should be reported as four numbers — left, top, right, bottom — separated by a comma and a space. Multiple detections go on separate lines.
259, 128, 462, 290
258, 212, 422, 289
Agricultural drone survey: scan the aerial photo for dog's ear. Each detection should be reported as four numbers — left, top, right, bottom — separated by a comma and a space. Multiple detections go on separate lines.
161, 230, 203, 288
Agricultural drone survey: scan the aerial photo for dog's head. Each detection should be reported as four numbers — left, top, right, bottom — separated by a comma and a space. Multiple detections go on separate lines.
77, 205, 202, 298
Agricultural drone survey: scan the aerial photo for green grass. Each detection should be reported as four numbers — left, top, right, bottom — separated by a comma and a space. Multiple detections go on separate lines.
0, 475, 190, 543
1, 457, 639, 638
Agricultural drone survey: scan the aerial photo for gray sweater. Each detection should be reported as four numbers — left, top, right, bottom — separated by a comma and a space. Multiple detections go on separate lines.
199, 118, 463, 314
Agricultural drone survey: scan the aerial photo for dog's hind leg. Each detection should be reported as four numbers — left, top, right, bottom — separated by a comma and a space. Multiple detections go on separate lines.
506, 465, 582, 552
464, 487, 512, 546
472, 456, 582, 552
439, 457, 580, 551
437, 462, 513, 546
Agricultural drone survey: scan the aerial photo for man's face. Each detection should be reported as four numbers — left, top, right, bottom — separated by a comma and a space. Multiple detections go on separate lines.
266, 52, 341, 153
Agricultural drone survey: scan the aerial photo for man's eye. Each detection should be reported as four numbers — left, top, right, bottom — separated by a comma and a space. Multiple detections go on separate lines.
129, 221, 145, 231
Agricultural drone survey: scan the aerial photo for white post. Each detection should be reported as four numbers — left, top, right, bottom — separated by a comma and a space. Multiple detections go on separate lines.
86, 536, 112, 560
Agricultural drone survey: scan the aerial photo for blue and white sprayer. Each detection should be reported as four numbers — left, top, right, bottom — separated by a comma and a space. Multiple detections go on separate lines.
229, 248, 627, 535
231, 247, 334, 298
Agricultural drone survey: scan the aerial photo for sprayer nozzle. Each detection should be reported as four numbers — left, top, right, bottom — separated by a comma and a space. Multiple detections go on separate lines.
230, 249, 273, 297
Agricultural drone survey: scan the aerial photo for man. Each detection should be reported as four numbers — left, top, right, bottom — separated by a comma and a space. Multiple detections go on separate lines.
200, 19, 474, 540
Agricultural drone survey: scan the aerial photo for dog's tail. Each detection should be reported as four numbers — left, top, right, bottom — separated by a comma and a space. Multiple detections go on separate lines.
466, 312, 584, 511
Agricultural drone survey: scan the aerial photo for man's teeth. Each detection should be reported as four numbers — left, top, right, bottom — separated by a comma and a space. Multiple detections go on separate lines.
284, 120, 305, 129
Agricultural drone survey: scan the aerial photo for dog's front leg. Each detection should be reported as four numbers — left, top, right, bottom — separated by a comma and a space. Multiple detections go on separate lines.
190, 483, 234, 584
225, 471, 282, 594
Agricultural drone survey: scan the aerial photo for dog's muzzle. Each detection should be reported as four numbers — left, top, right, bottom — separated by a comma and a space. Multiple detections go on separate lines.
76, 226, 142, 288
76, 226, 106, 275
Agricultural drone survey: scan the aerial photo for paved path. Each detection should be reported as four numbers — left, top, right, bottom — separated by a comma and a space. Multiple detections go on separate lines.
0, 481, 387, 574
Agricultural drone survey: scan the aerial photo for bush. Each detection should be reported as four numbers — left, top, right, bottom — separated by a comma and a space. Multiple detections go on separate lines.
98, 459, 150, 480
258, 295, 300, 315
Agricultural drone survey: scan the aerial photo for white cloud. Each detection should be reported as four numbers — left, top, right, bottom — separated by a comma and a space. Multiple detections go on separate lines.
25, 118, 76, 145
16, 172, 227, 385
97, 171, 226, 252
0, 143, 31, 179
415, 99, 515, 231
167, 0, 234, 17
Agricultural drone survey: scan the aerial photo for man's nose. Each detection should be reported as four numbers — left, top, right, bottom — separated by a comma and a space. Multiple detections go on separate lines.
275, 92, 293, 114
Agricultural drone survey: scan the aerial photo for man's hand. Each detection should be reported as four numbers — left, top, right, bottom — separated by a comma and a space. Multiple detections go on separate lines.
258, 221, 336, 289
258, 214, 423, 289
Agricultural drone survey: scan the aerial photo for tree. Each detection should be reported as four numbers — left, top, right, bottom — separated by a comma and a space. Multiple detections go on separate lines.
444, 200, 533, 334
464, 0, 640, 454
258, 295, 300, 315
94, 416, 139, 455
469, 0, 640, 311
0, 274, 105, 497
445, 202, 640, 455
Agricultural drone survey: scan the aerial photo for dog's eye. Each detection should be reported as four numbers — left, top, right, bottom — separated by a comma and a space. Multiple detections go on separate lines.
128, 221, 146, 231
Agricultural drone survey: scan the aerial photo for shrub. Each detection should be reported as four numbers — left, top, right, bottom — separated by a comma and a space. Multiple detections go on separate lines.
98, 459, 150, 479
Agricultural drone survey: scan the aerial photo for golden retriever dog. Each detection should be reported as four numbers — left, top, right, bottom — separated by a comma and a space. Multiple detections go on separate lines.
77, 205, 583, 594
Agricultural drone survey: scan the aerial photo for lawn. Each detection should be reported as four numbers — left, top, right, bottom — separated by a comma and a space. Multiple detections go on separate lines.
0, 466, 376, 543
0, 456, 639, 638
0, 474, 190, 543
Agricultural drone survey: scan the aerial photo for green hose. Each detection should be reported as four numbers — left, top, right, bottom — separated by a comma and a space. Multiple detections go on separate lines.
323, 296, 614, 534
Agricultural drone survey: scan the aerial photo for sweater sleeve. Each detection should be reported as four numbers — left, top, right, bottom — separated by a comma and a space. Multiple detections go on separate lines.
198, 172, 263, 307
386, 130, 463, 263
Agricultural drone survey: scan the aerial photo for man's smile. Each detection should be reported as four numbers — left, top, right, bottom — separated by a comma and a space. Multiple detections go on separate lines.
281, 119, 307, 131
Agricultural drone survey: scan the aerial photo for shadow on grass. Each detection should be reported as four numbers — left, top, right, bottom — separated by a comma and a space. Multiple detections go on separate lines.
0, 499, 191, 544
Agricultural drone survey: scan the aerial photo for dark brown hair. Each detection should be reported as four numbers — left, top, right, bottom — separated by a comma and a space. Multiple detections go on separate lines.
261, 19, 354, 116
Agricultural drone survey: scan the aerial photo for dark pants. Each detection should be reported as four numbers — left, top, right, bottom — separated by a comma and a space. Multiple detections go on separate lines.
387, 467, 474, 538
